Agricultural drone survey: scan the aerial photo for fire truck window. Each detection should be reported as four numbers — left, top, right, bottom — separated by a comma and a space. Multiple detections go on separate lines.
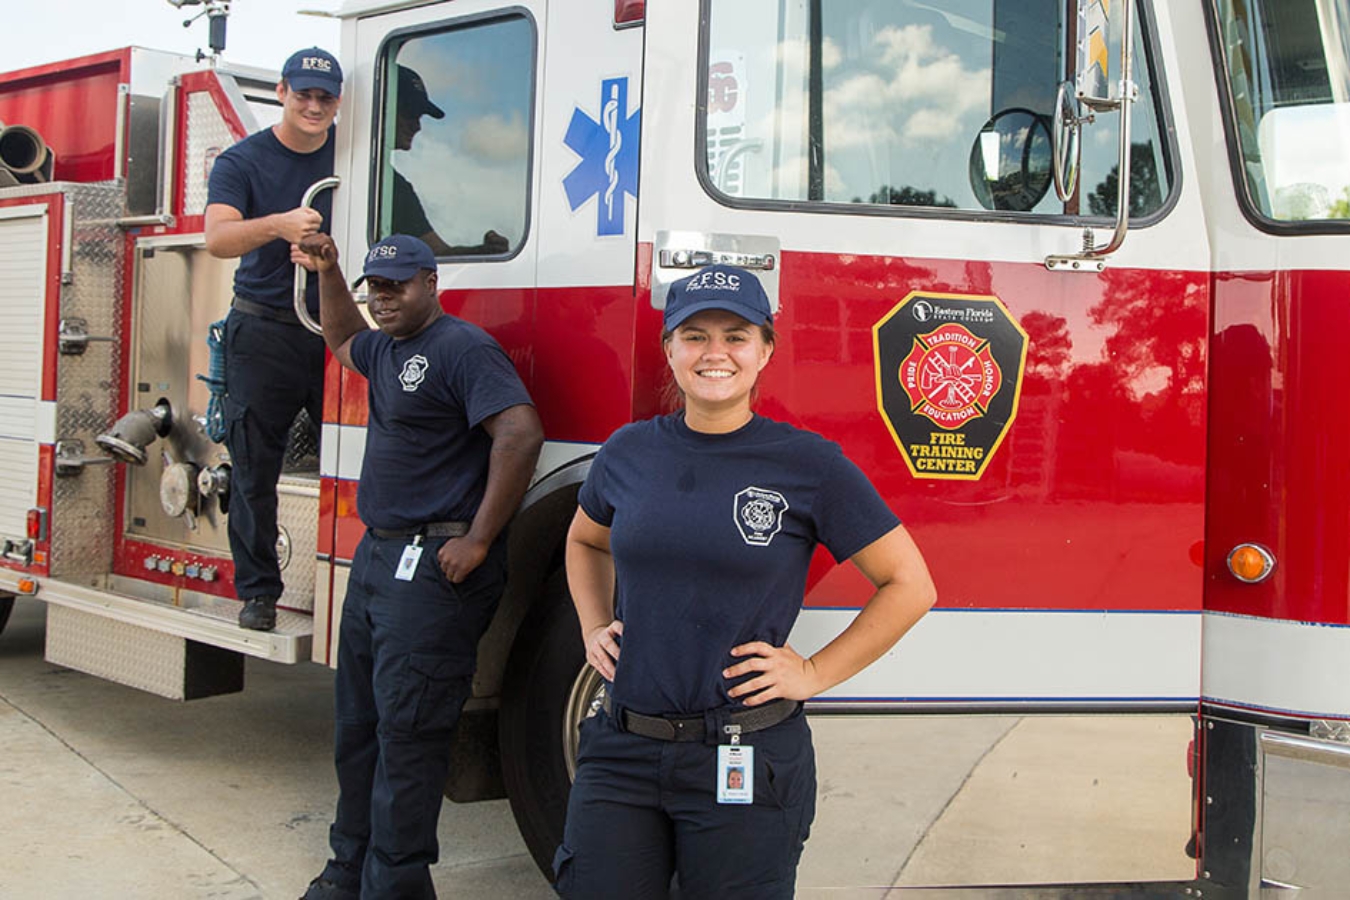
373, 16, 534, 256
703, 0, 1172, 220
1214, 0, 1350, 224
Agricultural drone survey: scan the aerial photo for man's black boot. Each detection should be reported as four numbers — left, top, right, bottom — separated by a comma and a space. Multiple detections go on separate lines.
238, 596, 278, 631
299, 875, 358, 900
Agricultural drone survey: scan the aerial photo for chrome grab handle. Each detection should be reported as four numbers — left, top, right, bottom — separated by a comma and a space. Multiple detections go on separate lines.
293, 175, 341, 335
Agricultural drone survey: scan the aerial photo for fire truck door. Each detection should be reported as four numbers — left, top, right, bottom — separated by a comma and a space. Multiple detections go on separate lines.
320, 1, 545, 654
638, 0, 1206, 887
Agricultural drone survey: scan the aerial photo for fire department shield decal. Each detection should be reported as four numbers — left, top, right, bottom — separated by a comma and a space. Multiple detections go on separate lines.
873, 292, 1027, 481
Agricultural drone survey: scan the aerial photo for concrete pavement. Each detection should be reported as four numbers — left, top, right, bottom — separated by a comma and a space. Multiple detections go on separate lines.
0, 599, 549, 900
0, 598, 1195, 898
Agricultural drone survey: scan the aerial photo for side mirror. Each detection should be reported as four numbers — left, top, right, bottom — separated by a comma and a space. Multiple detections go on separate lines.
1051, 81, 1085, 202
968, 108, 1053, 213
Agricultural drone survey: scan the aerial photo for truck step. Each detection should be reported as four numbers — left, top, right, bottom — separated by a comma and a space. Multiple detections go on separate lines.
1, 571, 312, 664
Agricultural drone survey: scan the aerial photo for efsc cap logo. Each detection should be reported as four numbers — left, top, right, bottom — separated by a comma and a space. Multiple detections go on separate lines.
282, 47, 343, 96
354, 234, 437, 286
733, 486, 789, 547
664, 264, 773, 331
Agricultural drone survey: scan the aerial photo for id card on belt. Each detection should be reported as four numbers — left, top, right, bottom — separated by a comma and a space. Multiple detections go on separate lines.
395, 538, 424, 581
716, 744, 754, 804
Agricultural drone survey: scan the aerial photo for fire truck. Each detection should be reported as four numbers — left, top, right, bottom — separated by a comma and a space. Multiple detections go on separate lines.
2, 0, 1348, 893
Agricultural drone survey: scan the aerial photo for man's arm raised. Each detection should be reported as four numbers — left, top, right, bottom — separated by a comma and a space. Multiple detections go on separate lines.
298, 233, 368, 371
204, 203, 323, 259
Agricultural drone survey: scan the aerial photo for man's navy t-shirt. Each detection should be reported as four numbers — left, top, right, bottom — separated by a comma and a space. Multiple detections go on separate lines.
578, 413, 901, 716
349, 314, 532, 530
206, 126, 335, 313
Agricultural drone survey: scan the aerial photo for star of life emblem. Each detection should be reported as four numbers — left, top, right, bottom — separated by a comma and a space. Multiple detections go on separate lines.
399, 354, 429, 392
733, 486, 789, 547
563, 77, 640, 237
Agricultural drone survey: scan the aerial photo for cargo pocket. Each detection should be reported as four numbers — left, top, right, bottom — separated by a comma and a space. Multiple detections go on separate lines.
390, 652, 474, 737
760, 738, 817, 848
551, 843, 575, 896
223, 395, 249, 461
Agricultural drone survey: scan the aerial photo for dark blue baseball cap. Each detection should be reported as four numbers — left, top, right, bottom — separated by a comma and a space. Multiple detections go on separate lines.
664, 264, 773, 330
354, 234, 436, 286
281, 47, 343, 96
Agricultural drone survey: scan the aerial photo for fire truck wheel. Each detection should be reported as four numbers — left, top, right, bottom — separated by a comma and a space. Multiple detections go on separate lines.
499, 569, 594, 880
0, 595, 13, 637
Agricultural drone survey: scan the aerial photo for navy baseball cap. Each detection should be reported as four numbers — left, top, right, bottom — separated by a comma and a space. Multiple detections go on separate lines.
354, 235, 436, 286
398, 65, 444, 119
664, 264, 773, 330
282, 47, 343, 96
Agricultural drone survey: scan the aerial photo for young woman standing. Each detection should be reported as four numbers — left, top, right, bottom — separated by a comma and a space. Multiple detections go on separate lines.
556, 265, 936, 899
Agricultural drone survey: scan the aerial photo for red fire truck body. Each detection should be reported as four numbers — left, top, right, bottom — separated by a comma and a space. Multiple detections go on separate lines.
1, 0, 1348, 893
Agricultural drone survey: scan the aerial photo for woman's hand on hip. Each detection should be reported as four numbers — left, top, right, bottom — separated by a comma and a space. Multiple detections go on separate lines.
724, 641, 822, 705
584, 619, 623, 681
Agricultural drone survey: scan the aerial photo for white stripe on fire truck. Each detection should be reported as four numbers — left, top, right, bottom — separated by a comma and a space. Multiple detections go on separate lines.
36, 400, 56, 444
320, 424, 598, 485
1202, 611, 1350, 720
791, 608, 1201, 707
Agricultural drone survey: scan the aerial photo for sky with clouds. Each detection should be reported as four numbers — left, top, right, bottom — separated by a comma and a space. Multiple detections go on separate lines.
4, 0, 341, 74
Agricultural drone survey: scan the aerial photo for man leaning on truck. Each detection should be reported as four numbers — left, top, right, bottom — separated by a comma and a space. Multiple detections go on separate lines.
203, 47, 342, 631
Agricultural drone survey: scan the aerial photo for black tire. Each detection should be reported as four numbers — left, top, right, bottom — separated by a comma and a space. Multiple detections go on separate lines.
0, 594, 13, 637
499, 569, 599, 880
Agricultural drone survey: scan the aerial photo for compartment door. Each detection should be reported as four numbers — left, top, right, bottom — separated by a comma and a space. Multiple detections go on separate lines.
0, 203, 52, 561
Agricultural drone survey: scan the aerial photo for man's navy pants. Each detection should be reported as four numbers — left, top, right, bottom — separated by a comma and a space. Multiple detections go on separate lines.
320, 531, 505, 900
222, 309, 324, 601
554, 706, 817, 900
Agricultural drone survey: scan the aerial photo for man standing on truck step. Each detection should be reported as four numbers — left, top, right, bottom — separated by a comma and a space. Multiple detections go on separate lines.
204, 47, 342, 631
296, 231, 543, 900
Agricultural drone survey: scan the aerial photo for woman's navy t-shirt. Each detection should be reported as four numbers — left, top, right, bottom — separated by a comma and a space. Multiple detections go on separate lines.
206, 126, 335, 313
579, 412, 900, 716
349, 314, 532, 530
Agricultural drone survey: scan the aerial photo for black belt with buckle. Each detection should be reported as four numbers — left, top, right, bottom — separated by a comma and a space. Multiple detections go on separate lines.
602, 696, 798, 742
231, 295, 303, 326
369, 521, 470, 540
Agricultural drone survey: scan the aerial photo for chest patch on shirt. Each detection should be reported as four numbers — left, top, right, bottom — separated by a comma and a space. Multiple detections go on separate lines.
399, 354, 430, 392
734, 486, 789, 547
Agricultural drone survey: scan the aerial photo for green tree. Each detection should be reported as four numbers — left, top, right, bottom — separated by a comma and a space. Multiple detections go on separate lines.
1330, 186, 1350, 219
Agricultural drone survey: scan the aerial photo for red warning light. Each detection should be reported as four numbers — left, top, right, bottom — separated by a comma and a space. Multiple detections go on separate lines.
615, 0, 645, 26
26, 507, 48, 542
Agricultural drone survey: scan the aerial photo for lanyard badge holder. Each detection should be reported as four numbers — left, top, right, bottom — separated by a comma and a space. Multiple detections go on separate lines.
395, 534, 424, 581
716, 723, 754, 804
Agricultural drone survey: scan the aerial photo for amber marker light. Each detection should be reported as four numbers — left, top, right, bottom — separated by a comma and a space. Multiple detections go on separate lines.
16, 578, 38, 595
1227, 543, 1275, 584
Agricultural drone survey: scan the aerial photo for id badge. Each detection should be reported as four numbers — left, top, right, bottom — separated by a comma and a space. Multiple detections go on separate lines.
716, 744, 754, 805
395, 541, 424, 581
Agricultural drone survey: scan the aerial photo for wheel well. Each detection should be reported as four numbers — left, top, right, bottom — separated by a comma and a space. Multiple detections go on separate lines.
472, 477, 581, 702
446, 460, 588, 802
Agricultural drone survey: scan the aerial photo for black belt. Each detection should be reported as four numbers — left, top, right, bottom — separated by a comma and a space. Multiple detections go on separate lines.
602, 696, 798, 742
369, 521, 471, 540
232, 295, 304, 326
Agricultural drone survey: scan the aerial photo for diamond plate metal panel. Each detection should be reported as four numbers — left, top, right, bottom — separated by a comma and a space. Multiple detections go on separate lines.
184, 92, 237, 216
46, 604, 191, 698
50, 183, 127, 578
45, 602, 245, 700
277, 475, 319, 612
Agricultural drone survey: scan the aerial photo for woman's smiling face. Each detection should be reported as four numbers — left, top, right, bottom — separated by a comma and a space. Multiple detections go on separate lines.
664, 309, 774, 417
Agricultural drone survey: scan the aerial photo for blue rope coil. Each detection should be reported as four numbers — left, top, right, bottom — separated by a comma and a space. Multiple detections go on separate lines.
196, 314, 228, 443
